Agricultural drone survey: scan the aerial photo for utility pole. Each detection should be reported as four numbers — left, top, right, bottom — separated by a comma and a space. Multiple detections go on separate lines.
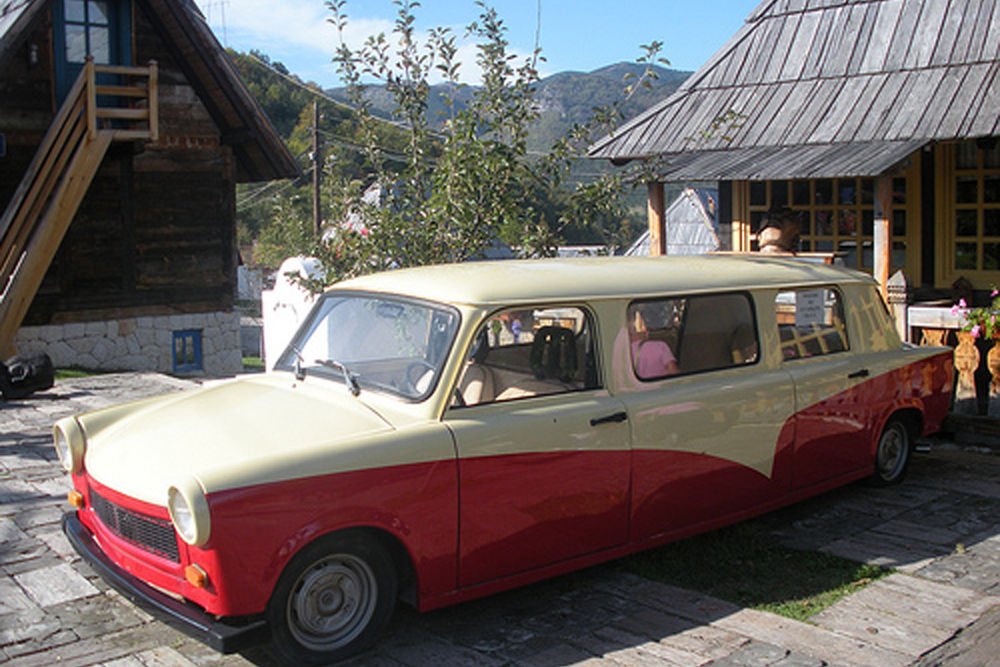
311, 100, 322, 237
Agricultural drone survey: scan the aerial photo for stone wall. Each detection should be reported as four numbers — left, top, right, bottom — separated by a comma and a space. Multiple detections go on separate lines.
14, 311, 242, 377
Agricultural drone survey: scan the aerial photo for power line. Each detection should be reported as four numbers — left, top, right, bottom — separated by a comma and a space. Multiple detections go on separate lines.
237, 182, 284, 209
237, 174, 306, 211
241, 51, 422, 135
316, 128, 428, 165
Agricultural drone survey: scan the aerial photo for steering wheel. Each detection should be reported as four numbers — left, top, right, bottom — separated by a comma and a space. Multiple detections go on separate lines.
405, 360, 436, 395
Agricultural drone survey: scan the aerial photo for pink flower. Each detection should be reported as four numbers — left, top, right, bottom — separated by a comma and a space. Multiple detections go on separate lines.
972, 324, 982, 339
992, 289, 998, 297
960, 298, 968, 308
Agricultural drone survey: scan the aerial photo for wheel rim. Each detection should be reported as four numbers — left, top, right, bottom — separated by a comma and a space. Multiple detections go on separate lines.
876, 423, 907, 481
286, 553, 378, 652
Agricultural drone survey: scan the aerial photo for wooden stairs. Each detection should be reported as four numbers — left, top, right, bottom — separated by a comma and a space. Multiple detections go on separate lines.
0, 57, 158, 357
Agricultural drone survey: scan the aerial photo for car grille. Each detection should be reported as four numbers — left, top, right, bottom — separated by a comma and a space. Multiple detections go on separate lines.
91, 491, 180, 563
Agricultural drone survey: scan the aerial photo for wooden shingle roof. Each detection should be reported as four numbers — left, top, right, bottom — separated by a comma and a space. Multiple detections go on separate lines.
589, 0, 1000, 180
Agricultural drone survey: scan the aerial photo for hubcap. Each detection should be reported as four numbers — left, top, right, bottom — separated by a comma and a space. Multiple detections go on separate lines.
877, 424, 907, 480
287, 554, 378, 651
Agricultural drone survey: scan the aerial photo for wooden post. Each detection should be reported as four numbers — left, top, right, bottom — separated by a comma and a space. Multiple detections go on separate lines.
311, 101, 322, 238
84, 57, 96, 140
886, 270, 910, 342
730, 181, 750, 252
647, 181, 666, 256
147, 60, 159, 142
874, 175, 893, 302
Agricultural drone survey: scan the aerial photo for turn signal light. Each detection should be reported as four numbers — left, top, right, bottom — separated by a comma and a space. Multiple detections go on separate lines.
67, 491, 85, 509
185, 564, 208, 588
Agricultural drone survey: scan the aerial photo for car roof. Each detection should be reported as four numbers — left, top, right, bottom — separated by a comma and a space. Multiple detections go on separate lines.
331, 255, 875, 307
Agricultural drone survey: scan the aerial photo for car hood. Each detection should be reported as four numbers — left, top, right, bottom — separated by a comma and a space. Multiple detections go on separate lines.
78, 375, 395, 505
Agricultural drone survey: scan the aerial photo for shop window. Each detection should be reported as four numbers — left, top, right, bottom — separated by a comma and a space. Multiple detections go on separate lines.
948, 140, 1000, 279
746, 171, 916, 276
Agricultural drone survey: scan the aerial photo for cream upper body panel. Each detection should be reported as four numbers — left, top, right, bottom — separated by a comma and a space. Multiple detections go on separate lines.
333, 255, 873, 307
336, 256, 876, 418
78, 374, 452, 505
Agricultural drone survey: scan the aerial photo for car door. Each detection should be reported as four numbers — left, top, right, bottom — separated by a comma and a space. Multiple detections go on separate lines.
618, 293, 797, 541
445, 306, 631, 587
776, 287, 874, 488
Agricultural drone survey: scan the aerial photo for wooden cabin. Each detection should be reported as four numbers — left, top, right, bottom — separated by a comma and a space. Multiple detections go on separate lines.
0, 0, 298, 376
590, 0, 1000, 415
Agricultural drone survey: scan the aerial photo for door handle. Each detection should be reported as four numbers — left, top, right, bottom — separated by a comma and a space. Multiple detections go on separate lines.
590, 411, 628, 427
848, 368, 870, 379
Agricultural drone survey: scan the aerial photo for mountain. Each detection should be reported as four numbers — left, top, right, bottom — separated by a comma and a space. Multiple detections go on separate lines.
326, 63, 692, 152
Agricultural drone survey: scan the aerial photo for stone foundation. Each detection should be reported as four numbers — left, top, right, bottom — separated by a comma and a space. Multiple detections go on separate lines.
14, 311, 242, 377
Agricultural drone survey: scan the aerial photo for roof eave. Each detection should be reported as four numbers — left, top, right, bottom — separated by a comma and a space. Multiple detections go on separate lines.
0, 0, 45, 68
139, 0, 300, 183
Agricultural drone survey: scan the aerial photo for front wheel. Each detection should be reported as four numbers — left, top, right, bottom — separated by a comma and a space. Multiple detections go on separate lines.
870, 418, 911, 486
267, 533, 397, 666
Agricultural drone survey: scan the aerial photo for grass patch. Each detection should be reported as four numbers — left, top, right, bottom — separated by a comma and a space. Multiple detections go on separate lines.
55, 367, 104, 380
622, 522, 889, 622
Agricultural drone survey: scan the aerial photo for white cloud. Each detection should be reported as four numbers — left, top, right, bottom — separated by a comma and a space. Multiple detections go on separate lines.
194, 0, 542, 86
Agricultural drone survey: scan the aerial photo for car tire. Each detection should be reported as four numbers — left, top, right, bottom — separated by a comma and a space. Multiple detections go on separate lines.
267, 532, 397, 666
869, 418, 911, 486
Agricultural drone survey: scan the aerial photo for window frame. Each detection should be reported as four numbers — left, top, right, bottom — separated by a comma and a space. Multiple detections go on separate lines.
274, 291, 462, 403
62, 0, 113, 65
627, 290, 760, 382
774, 286, 850, 361
450, 303, 603, 408
937, 140, 1000, 288
743, 168, 920, 278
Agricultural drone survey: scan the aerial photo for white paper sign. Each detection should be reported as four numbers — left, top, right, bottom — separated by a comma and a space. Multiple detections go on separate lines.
796, 289, 825, 327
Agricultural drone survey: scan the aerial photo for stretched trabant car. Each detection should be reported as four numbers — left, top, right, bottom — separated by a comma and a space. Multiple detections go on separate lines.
57, 256, 953, 665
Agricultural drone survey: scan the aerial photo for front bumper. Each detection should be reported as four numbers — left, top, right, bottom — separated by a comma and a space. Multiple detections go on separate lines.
62, 512, 269, 653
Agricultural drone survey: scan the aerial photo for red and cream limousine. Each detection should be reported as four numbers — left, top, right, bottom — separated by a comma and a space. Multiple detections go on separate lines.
56, 256, 953, 665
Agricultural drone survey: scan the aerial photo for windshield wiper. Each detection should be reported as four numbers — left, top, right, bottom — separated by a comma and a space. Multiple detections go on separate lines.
315, 358, 361, 396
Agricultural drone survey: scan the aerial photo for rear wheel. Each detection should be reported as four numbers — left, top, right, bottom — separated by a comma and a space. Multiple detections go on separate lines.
870, 418, 911, 486
267, 533, 397, 666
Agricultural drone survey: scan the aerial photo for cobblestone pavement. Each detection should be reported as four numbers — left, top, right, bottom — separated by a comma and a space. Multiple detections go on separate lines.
2, 373, 1000, 666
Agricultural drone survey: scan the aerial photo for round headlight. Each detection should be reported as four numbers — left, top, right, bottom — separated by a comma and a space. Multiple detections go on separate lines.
52, 417, 86, 474
168, 488, 195, 542
167, 480, 211, 547
53, 429, 71, 470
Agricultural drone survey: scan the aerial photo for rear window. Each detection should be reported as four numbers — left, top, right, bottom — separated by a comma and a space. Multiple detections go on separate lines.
775, 288, 849, 360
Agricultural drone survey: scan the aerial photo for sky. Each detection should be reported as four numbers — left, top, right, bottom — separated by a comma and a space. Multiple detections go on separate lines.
194, 0, 762, 87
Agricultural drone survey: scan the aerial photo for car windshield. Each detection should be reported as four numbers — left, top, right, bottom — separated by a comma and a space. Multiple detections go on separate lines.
276, 293, 460, 401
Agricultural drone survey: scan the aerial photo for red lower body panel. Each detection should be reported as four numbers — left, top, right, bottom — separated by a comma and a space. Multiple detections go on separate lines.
73, 458, 459, 617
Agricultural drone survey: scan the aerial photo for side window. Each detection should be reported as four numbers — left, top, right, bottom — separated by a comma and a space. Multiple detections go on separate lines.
628, 293, 759, 381
775, 288, 849, 360
454, 306, 600, 407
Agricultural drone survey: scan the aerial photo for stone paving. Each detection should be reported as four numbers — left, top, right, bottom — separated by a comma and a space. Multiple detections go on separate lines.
2, 373, 1000, 666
